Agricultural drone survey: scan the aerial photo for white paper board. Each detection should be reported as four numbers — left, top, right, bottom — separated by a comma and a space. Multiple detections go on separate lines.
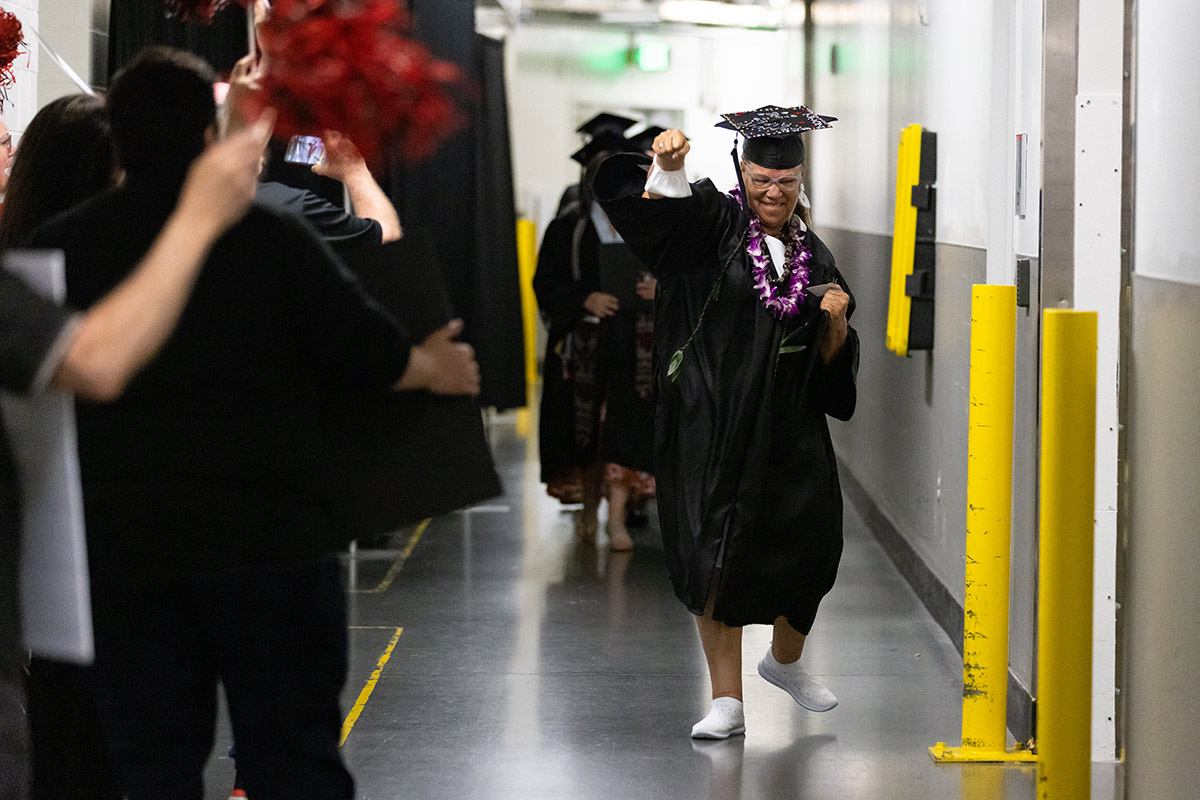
0, 249, 92, 664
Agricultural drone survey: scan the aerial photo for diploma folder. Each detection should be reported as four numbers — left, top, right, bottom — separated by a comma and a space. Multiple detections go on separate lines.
324, 233, 502, 539
598, 243, 654, 313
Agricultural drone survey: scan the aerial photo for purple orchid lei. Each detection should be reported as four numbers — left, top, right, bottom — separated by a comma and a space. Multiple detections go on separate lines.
730, 186, 812, 319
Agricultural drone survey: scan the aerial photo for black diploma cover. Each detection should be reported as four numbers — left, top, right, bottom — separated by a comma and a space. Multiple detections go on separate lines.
598, 242, 653, 313
324, 232, 502, 540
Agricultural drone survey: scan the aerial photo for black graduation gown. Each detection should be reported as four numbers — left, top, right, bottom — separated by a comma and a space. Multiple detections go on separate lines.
532, 204, 604, 484
598, 288, 656, 475
595, 153, 860, 633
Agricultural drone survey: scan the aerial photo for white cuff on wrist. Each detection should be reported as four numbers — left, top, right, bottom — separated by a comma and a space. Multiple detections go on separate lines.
644, 158, 693, 198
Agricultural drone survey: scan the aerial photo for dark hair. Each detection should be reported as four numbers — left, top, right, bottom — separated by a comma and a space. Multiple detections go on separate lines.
107, 45, 216, 176
0, 94, 118, 249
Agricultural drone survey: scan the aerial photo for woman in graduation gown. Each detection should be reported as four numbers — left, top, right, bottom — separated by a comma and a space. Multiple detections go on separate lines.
595, 108, 859, 739
533, 159, 614, 539
535, 145, 658, 550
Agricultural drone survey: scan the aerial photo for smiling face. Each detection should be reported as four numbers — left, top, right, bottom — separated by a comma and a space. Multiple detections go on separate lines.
741, 160, 803, 236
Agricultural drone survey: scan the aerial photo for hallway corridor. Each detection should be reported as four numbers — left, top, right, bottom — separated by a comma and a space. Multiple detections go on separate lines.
205, 417, 1038, 799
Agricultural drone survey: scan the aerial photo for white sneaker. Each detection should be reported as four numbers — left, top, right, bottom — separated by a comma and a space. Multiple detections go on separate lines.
690, 696, 746, 739
757, 648, 838, 712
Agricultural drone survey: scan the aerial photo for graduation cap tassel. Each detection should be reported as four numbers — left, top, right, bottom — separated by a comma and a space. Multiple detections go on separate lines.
731, 134, 749, 212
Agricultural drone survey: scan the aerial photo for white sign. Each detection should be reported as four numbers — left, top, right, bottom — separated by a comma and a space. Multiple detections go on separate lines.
0, 250, 92, 664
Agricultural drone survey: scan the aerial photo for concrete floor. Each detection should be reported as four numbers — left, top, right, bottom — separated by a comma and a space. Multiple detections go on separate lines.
206, 415, 1050, 799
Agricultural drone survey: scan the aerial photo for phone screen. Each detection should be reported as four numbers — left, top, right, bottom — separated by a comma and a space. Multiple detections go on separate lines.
284, 135, 326, 165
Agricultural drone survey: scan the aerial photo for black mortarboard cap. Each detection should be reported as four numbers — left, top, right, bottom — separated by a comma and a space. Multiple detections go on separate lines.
625, 125, 667, 155
570, 128, 630, 165
716, 104, 837, 139
576, 112, 638, 137
716, 104, 837, 208
716, 104, 837, 169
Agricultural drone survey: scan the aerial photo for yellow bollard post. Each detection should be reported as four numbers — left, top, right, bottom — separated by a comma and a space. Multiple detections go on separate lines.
961, 284, 1016, 751
930, 286, 1034, 764
1036, 310, 1097, 800
515, 219, 540, 438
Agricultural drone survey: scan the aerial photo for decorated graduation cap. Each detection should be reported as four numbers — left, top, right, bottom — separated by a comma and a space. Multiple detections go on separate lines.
570, 128, 630, 165
576, 111, 638, 138
625, 125, 667, 155
716, 104, 837, 207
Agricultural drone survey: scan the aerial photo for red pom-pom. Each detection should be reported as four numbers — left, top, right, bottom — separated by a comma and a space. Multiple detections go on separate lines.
0, 9, 25, 113
253, 0, 467, 164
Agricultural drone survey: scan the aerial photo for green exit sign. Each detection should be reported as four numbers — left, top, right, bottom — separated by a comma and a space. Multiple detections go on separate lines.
634, 41, 670, 72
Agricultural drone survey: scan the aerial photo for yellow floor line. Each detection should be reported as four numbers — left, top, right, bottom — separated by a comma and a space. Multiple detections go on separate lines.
353, 518, 431, 594
340, 626, 403, 747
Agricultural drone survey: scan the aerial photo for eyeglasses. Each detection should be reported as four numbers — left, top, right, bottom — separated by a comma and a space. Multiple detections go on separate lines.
744, 170, 801, 192
0, 134, 11, 152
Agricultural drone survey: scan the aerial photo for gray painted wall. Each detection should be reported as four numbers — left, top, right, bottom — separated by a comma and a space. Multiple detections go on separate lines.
1124, 278, 1200, 796
1125, 1, 1200, 792
821, 226, 1041, 721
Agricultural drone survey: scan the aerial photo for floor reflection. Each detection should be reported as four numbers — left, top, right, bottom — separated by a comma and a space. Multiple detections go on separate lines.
758, 733, 838, 797
693, 737, 746, 800
324, 416, 1042, 800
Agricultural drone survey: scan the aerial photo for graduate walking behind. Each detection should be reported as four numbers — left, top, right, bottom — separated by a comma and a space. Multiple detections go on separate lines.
594, 106, 860, 738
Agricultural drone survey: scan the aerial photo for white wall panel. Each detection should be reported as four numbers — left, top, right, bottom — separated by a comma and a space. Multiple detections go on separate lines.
1076, 0, 1126, 760
1135, 1, 1200, 285
1013, 0, 1043, 258
808, 4, 893, 236
36, 0, 90, 107
811, 0, 1001, 249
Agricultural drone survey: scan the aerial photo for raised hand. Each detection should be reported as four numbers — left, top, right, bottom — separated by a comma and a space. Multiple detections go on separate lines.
652, 129, 690, 171
222, 54, 264, 138
311, 130, 366, 182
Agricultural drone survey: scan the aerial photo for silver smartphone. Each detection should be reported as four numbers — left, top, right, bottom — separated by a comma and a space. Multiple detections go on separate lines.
284, 135, 325, 165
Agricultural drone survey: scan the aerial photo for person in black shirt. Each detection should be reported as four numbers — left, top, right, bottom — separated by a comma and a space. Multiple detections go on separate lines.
29, 46, 478, 800
256, 166, 394, 254
1, 118, 271, 800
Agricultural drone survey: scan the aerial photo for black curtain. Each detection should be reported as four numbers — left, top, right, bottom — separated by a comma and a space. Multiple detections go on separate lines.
394, 0, 526, 411
108, 0, 250, 80
471, 34, 525, 411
